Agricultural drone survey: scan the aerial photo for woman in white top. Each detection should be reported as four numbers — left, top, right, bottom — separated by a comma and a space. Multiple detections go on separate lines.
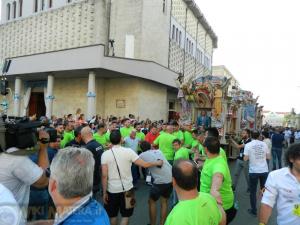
262, 131, 272, 170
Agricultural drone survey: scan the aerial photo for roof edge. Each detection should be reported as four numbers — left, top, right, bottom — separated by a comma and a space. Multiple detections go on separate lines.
184, 0, 218, 48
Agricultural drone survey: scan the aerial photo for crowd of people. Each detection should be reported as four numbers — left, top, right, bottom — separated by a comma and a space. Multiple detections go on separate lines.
0, 111, 299, 225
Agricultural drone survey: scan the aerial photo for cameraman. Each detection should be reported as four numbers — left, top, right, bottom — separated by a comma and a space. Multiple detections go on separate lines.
0, 130, 50, 223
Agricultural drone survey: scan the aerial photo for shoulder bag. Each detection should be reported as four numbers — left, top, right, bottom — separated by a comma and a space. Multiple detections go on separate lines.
111, 148, 136, 209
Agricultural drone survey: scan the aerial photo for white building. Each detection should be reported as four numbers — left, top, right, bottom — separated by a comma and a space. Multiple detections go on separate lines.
0, 0, 217, 120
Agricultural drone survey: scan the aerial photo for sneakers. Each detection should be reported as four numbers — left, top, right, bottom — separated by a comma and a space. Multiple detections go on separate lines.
247, 209, 257, 217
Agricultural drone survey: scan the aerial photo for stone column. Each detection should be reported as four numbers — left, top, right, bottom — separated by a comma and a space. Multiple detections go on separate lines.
13, 78, 22, 116
46, 74, 54, 118
87, 71, 96, 120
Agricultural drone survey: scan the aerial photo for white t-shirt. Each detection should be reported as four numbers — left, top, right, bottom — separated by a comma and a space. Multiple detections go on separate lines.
263, 138, 272, 152
101, 146, 139, 193
284, 130, 292, 138
262, 168, 300, 225
0, 183, 23, 225
244, 140, 270, 173
0, 153, 43, 221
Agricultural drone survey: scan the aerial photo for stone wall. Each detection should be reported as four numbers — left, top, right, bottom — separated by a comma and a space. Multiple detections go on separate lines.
0, 0, 97, 63
53, 77, 88, 117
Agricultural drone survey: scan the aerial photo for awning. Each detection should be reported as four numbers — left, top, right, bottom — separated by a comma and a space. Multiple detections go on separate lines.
5, 45, 178, 88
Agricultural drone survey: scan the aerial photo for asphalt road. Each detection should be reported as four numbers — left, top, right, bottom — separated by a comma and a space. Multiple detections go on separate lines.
128, 160, 277, 225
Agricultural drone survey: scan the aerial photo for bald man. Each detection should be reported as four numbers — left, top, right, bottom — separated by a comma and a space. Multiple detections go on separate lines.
165, 160, 226, 225
153, 125, 176, 165
81, 127, 104, 199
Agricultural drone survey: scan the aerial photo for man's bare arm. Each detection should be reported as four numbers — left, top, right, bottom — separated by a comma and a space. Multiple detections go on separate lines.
210, 173, 224, 205
259, 203, 273, 225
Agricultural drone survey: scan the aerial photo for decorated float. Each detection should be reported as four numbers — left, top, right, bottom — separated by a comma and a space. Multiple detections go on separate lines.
177, 74, 263, 158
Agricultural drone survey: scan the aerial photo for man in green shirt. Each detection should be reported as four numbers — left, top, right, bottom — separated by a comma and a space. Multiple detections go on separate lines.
173, 139, 190, 161
120, 118, 133, 138
153, 125, 176, 165
205, 127, 228, 163
93, 123, 109, 149
159, 122, 168, 135
172, 122, 184, 143
183, 124, 193, 148
201, 136, 236, 224
165, 160, 226, 225
60, 120, 75, 148
134, 122, 145, 141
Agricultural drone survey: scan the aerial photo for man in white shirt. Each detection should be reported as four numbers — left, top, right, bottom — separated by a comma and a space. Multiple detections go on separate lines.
259, 143, 300, 225
124, 130, 141, 186
0, 183, 22, 225
284, 127, 292, 147
294, 130, 300, 144
244, 130, 271, 216
0, 130, 50, 223
101, 130, 163, 225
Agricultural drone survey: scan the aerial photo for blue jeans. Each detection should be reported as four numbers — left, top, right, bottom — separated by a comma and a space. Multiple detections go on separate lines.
272, 147, 282, 170
131, 164, 139, 185
28, 188, 49, 220
249, 173, 268, 213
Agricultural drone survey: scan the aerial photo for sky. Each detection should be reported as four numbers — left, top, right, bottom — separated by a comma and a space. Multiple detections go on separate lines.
1, 1, 299, 113
195, 0, 300, 113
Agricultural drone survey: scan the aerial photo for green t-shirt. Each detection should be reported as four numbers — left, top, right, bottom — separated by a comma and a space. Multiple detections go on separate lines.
120, 127, 133, 138
220, 147, 227, 162
136, 131, 145, 141
93, 132, 109, 146
183, 131, 193, 147
172, 130, 184, 141
153, 133, 176, 160
199, 144, 205, 155
165, 192, 222, 225
200, 155, 234, 210
191, 140, 205, 159
60, 130, 75, 148
105, 131, 111, 142
174, 147, 190, 161
191, 139, 199, 148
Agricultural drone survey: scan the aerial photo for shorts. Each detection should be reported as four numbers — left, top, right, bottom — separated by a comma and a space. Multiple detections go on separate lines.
104, 192, 134, 218
149, 183, 173, 201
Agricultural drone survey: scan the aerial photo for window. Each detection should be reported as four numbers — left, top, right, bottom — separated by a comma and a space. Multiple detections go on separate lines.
34, 0, 38, 12
163, 0, 166, 13
200, 51, 203, 64
41, 0, 45, 10
169, 101, 175, 111
186, 38, 188, 52
172, 25, 175, 40
179, 31, 182, 46
175, 28, 178, 43
191, 43, 194, 55
19, 0, 23, 17
49, 0, 52, 8
12, 1, 16, 19
67, 0, 72, 3
6, 3, 11, 20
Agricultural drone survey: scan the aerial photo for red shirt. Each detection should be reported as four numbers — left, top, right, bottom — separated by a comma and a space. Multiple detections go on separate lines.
145, 132, 159, 144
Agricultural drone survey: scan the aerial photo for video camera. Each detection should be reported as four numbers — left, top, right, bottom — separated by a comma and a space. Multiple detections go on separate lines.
0, 115, 46, 153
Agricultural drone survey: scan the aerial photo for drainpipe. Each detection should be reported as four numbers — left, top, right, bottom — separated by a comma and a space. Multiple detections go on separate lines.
194, 22, 199, 78
167, 0, 173, 69
182, 7, 188, 76
106, 0, 112, 56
